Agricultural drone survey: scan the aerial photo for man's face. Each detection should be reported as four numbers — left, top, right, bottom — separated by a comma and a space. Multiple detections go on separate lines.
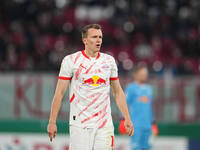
83, 28, 102, 52
136, 68, 148, 83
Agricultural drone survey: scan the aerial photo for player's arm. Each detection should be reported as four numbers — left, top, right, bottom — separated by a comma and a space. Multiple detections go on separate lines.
150, 87, 159, 136
118, 85, 132, 134
47, 79, 70, 142
110, 79, 134, 136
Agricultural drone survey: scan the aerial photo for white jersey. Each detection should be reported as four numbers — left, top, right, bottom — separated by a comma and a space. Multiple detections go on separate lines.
58, 50, 118, 129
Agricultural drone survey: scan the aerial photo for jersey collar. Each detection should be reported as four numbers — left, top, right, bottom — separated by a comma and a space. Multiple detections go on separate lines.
82, 50, 100, 60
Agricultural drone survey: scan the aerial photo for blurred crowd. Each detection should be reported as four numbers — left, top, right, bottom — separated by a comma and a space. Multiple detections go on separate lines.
0, 0, 200, 75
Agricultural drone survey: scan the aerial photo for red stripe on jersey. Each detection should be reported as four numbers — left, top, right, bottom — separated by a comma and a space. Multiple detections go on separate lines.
96, 104, 108, 123
81, 112, 99, 123
76, 99, 80, 105
110, 77, 119, 80
70, 93, 75, 103
58, 76, 71, 80
85, 62, 96, 74
69, 54, 73, 61
99, 119, 107, 128
78, 93, 102, 116
111, 136, 114, 148
75, 63, 84, 80
95, 94, 109, 109
96, 112, 107, 123
74, 52, 81, 64
81, 103, 107, 124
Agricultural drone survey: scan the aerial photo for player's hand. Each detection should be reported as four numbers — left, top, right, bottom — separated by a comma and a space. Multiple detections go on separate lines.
124, 118, 134, 136
47, 123, 57, 142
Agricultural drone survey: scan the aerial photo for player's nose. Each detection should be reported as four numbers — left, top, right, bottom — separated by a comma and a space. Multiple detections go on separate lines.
96, 37, 102, 43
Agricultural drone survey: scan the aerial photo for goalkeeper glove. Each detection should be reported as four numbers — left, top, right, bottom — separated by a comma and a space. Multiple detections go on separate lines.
118, 119, 127, 134
152, 121, 159, 136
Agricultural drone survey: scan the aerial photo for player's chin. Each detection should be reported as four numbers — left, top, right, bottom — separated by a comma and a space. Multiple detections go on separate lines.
96, 48, 101, 51
95, 46, 101, 51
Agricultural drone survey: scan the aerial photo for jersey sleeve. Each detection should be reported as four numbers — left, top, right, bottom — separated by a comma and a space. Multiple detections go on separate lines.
110, 56, 118, 80
58, 56, 73, 80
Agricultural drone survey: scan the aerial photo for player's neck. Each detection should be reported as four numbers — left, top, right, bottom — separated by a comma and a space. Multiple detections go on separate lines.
84, 49, 99, 58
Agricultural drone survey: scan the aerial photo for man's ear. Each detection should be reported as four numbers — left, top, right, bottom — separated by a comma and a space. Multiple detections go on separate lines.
82, 38, 87, 45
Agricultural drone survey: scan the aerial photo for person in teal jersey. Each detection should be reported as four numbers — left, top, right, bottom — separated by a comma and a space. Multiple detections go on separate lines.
125, 65, 158, 150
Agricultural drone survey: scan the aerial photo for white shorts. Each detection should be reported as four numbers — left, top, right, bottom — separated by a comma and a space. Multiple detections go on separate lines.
69, 125, 114, 150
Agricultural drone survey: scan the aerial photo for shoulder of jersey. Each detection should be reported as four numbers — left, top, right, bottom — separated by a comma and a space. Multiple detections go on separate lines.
71, 51, 82, 58
100, 52, 115, 60
63, 51, 115, 62
127, 82, 136, 89
146, 84, 153, 90
142, 84, 152, 91
63, 51, 81, 60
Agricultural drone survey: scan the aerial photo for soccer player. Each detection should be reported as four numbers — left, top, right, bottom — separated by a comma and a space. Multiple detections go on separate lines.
47, 24, 134, 150
123, 65, 158, 150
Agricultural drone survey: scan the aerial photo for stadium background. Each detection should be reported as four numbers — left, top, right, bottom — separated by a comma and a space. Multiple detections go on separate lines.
0, 0, 200, 149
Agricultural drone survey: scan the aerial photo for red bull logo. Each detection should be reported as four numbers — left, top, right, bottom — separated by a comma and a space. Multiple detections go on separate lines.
83, 75, 106, 86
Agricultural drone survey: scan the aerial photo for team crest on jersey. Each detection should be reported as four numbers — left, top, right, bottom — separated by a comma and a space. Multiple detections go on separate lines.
83, 75, 106, 86
139, 96, 149, 103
